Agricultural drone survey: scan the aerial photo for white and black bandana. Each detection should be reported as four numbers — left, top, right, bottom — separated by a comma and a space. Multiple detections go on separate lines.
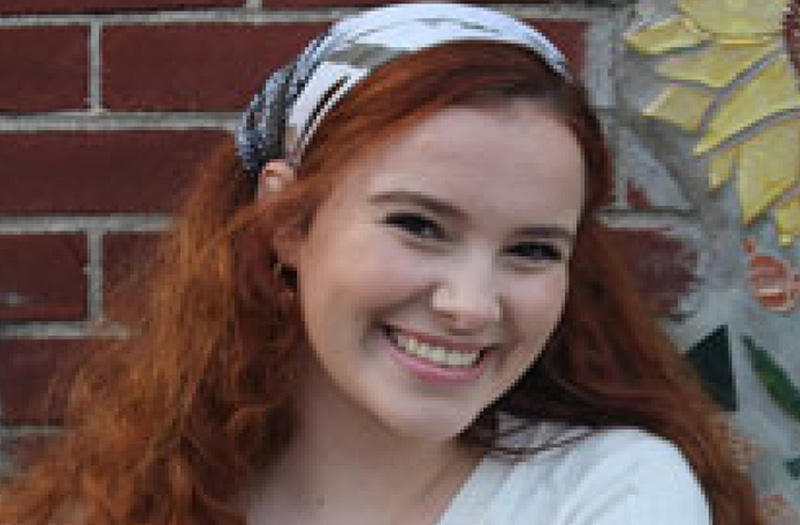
234, 2, 571, 179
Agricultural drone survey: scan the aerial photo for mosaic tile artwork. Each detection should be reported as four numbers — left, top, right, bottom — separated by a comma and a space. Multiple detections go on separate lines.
786, 456, 800, 479
625, 0, 800, 246
744, 238, 800, 312
762, 494, 800, 525
686, 325, 738, 411
744, 336, 800, 424
621, 0, 800, 517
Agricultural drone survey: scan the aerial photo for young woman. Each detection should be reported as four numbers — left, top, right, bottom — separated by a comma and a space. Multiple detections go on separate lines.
0, 4, 763, 525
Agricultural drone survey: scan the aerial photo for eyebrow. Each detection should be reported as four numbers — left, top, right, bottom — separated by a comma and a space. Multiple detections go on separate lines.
369, 190, 576, 244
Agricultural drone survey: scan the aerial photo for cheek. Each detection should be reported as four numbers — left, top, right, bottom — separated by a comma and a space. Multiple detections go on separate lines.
299, 230, 430, 325
486, 274, 569, 405
492, 280, 567, 397
510, 271, 570, 353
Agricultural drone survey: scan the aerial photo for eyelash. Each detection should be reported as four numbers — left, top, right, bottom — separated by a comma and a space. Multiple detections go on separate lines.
505, 242, 564, 263
384, 212, 446, 240
383, 211, 565, 263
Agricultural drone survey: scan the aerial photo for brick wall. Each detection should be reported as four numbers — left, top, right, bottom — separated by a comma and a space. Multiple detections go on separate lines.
1, 0, 694, 454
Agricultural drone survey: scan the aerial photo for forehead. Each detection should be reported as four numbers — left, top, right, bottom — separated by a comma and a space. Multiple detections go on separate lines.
325, 100, 586, 226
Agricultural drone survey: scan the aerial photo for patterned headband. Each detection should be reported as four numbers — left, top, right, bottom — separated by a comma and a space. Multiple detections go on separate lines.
234, 2, 571, 179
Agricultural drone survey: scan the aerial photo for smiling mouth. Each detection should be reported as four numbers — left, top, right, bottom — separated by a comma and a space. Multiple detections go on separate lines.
383, 325, 487, 369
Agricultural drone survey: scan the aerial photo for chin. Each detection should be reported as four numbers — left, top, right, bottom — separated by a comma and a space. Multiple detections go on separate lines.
372, 400, 482, 443
389, 421, 472, 443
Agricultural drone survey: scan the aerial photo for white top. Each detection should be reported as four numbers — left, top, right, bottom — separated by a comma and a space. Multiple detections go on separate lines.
438, 423, 713, 525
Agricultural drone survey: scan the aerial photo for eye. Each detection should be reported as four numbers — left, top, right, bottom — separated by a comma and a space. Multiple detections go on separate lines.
383, 212, 446, 240
505, 241, 564, 263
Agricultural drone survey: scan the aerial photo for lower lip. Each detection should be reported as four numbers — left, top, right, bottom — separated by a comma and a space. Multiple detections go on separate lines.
385, 329, 487, 385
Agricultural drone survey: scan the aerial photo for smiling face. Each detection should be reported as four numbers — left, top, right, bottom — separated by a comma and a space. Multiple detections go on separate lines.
286, 99, 585, 442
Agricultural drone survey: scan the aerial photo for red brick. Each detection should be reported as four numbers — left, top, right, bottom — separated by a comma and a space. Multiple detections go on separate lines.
0, 130, 228, 214
251, 5, 588, 68
0, 235, 87, 322
0, 0, 242, 15
608, 228, 700, 316
0, 339, 91, 423
103, 23, 329, 111
102, 18, 584, 112
0, 27, 88, 113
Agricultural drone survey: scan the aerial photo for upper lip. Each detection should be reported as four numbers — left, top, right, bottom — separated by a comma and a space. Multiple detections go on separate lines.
387, 325, 498, 353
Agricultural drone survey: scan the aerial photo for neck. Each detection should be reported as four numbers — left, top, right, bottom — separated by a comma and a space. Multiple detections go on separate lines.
241, 356, 480, 525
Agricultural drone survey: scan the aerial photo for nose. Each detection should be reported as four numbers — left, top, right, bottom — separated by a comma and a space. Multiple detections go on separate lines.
430, 256, 502, 332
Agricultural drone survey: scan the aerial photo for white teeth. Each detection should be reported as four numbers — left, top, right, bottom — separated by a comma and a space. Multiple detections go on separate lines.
391, 330, 481, 368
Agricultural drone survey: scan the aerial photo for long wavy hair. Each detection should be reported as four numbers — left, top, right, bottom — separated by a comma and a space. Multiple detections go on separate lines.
0, 42, 762, 525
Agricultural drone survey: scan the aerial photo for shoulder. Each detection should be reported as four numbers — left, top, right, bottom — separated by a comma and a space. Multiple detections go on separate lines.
495, 423, 712, 525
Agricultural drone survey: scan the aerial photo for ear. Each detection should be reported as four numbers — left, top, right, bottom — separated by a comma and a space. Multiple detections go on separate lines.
258, 160, 302, 267
272, 223, 302, 269
256, 159, 297, 202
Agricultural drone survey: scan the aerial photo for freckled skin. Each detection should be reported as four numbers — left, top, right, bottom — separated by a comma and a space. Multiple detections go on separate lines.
287, 100, 585, 443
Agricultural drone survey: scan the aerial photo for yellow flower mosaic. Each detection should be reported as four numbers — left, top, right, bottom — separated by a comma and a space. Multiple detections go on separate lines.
626, 0, 800, 246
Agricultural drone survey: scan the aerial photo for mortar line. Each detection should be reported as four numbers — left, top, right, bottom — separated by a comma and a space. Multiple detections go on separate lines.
0, 321, 128, 339
490, 3, 612, 19
0, 8, 358, 25
0, 424, 62, 436
0, 112, 238, 132
89, 21, 102, 112
86, 228, 104, 324
0, 215, 173, 234
0, 4, 608, 26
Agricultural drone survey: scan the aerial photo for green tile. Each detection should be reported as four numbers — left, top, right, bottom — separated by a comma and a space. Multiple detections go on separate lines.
744, 335, 800, 424
786, 456, 800, 479
686, 325, 738, 411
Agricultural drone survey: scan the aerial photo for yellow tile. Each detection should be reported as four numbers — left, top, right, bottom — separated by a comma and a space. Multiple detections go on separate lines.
678, 0, 783, 36
644, 84, 714, 131
656, 40, 775, 88
695, 59, 800, 154
708, 146, 738, 189
775, 196, 800, 246
626, 16, 709, 55
736, 120, 800, 224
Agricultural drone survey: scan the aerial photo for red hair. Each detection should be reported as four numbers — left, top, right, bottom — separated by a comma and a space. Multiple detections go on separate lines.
0, 42, 762, 525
